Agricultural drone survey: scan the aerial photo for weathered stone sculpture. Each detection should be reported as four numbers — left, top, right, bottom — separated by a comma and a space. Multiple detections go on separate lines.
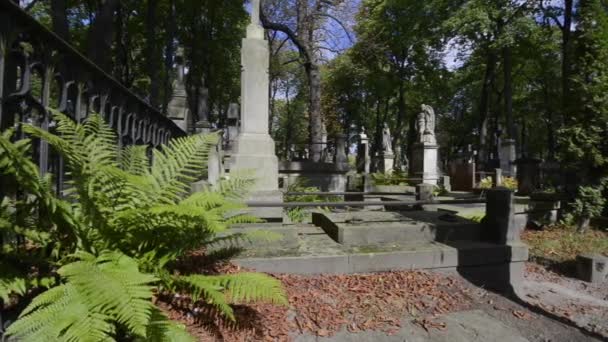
379, 123, 394, 173
417, 104, 437, 145
382, 123, 393, 153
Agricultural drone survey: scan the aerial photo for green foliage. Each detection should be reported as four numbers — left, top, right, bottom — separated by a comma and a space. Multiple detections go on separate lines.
502, 177, 518, 191
0, 111, 287, 341
6, 252, 157, 341
371, 170, 410, 186
570, 185, 606, 220
284, 179, 341, 223
478, 176, 493, 190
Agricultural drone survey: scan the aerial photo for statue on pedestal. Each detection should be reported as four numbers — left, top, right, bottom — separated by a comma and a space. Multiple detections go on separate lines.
416, 104, 436, 145
381, 123, 393, 154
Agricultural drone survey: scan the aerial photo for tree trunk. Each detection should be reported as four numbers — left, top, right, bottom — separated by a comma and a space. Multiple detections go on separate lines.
562, 0, 573, 123
503, 46, 514, 139
50, 0, 69, 41
478, 52, 497, 163
87, 0, 120, 72
145, 0, 160, 107
307, 64, 323, 162
163, 0, 176, 112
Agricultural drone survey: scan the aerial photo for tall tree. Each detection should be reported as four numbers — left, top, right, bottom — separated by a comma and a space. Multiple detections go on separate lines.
261, 0, 351, 162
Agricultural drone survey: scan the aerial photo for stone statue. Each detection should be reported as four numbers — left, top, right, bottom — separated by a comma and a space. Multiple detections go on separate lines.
416, 104, 436, 144
381, 123, 393, 153
360, 126, 368, 139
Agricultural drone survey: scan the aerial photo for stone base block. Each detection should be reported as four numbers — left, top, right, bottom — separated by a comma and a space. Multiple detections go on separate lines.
243, 190, 283, 222
230, 133, 279, 191
576, 254, 608, 283
412, 143, 439, 185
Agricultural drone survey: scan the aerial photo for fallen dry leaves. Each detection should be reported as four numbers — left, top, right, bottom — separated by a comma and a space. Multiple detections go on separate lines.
160, 267, 472, 341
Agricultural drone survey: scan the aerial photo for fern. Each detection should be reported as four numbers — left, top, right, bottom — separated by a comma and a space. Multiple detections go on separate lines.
1, 110, 288, 341
177, 273, 288, 321
6, 252, 155, 341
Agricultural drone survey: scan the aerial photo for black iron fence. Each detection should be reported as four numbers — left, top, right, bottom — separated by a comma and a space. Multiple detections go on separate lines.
0, 0, 185, 176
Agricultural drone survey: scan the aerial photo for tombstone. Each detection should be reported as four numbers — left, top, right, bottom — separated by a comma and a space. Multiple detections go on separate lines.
356, 127, 370, 174
411, 104, 439, 184
229, 0, 282, 220
334, 134, 348, 166
166, 47, 191, 133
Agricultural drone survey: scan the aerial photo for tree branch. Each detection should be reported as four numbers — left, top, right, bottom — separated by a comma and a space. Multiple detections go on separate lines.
314, 12, 353, 43
24, 0, 40, 11
260, 4, 312, 64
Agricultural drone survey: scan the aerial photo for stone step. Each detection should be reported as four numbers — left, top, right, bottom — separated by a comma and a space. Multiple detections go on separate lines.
235, 237, 528, 275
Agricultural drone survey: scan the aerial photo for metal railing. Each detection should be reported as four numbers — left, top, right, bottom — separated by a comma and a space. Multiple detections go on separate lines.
0, 1, 185, 176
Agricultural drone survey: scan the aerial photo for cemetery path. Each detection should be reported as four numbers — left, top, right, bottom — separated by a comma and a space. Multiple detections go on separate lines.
520, 262, 608, 340
161, 264, 601, 342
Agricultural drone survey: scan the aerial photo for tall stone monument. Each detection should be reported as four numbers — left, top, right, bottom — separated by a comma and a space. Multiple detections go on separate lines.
167, 47, 191, 133
229, 0, 282, 220
411, 104, 439, 185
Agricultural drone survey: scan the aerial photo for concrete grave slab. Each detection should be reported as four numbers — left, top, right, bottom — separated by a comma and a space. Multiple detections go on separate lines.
312, 210, 481, 246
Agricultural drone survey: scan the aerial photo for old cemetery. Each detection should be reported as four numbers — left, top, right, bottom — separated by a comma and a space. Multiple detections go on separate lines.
1, 0, 607, 341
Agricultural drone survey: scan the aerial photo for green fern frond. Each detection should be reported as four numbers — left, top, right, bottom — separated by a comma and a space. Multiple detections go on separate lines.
58, 251, 157, 337
175, 275, 235, 320
150, 134, 218, 204
176, 273, 287, 321
214, 173, 256, 200
121, 145, 150, 176
208, 273, 288, 306
7, 284, 115, 342
139, 307, 195, 342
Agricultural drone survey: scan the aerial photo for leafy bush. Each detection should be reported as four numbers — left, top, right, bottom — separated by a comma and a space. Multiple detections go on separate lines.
478, 176, 493, 189
502, 177, 518, 191
569, 185, 606, 232
0, 110, 287, 341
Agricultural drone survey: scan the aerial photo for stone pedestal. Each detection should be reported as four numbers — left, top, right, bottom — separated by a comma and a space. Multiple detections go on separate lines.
378, 153, 394, 174
229, 7, 282, 220
356, 133, 370, 174
412, 143, 439, 185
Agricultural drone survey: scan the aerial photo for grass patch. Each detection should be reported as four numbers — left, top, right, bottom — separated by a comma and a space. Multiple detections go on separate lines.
522, 225, 608, 263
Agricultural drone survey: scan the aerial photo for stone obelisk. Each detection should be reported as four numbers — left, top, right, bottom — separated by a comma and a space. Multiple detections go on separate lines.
230, 0, 283, 220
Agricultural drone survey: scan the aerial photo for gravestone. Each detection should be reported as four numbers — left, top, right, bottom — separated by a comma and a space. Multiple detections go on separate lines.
411, 104, 439, 184
166, 47, 191, 133
229, 0, 282, 220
